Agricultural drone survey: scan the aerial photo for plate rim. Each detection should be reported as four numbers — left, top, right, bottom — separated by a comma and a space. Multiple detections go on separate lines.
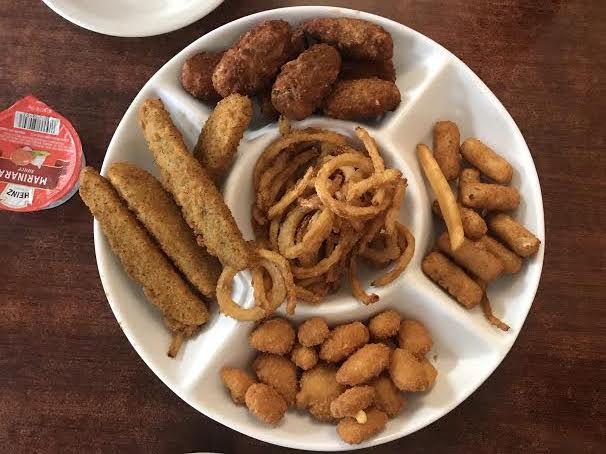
94, 5, 545, 450
41, 0, 225, 37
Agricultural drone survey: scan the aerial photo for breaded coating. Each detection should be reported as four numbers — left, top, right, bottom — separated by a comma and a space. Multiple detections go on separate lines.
249, 318, 295, 355
476, 235, 523, 274
461, 138, 513, 184
138, 99, 253, 270
79, 167, 208, 332
213, 20, 292, 97
319, 321, 369, 363
298, 317, 329, 347
258, 89, 279, 120
340, 58, 396, 82
194, 93, 253, 180
107, 162, 221, 298
324, 78, 401, 120
422, 251, 483, 308
460, 182, 520, 211
330, 386, 375, 418
220, 367, 256, 404
291, 344, 318, 370
488, 213, 541, 257
180, 51, 223, 101
398, 320, 433, 359
372, 375, 405, 417
432, 200, 487, 240
336, 343, 391, 386
436, 231, 504, 282
336, 408, 388, 445
252, 353, 297, 406
296, 364, 345, 422
368, 310, 401, 339
288, 26, 307, 60
389, 348, 437, 392
301, 18, 393, 61
245, 383, 287, 425
433, 121, 461, 181
271, 44, 341, 120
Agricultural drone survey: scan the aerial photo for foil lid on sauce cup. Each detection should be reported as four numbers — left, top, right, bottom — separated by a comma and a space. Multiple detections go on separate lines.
0, 95, 84, 212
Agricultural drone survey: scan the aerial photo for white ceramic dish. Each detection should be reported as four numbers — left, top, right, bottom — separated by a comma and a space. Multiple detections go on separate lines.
94, 6, 544, 451
41, 0, 224, 37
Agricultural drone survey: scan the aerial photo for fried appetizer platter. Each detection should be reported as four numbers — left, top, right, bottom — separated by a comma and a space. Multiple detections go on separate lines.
418, 120, 541, 331
221, 311, 437, 445
181, 17, 401, 122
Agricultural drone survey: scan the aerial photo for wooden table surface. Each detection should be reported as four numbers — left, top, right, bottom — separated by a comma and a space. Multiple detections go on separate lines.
1, 1, 604, 452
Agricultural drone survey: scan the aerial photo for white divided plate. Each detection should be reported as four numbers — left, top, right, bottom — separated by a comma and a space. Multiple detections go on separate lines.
41, 0, 224, 37
94, 6, 544, 451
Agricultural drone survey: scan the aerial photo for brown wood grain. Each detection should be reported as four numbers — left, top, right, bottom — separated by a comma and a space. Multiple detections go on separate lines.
1, 1, 605, 452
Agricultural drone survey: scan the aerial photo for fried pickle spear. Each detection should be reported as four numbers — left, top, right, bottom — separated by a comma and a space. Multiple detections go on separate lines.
193, 93, 253, 181
79, 167, 208, 356
139, 98, 254, 270
107, 162, 221, 298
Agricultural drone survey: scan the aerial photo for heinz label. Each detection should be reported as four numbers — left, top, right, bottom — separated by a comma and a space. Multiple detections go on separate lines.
0, 95, 83, 211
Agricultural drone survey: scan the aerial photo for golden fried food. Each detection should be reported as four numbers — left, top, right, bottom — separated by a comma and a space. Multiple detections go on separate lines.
324, 78, 401, 120
291, 344, 318, 370
320, 322, 370, 363
461, 138, 513, 184
138, 98, 253, 270
271, 43, 341, 120
432, 200, 487, 240
330, 386, 375, 419
389, 348, 437, 392
339, 58, 396, 82
180, 51, 224, 101
301, 18, 393, 60
220, 367, 256, 404
372, 375, 405, 417
298, 317, 330, 347
253, 353, 298, 406
336, 407, 388, 445
107, 162, 221, 298
79, 167, 208, 355
213, 20, 293, 97
398, 320, 432, 359
368, 310, 401, 339
296, 364, 345, 422
488, 213, 541, 257
476, 235, 523, 273
460, 182, 520, 211
422, 251, 483, 308
258, 89, 279, 120
288, 26, 307, 60
436, 231, 504, 282
336, 343, 391, 386
245, 383, 287, 425
249, 318, 295, 355
193, 93, 253, 181
433, 121, 461, 181
458, 167, 481, 201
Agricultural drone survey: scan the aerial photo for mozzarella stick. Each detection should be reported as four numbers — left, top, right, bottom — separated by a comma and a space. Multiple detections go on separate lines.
488, 213, 541, 257
79, 167, 208, 352
432, 200, 487, 240
436, 232, 503, 282
107, 162, 221, 298
422, 251, 482, 308
461, 138, 513, 184
460, 182, 520, 211
475, 235, 523, 274
138, 98, 254, 270
433, 121, 461, 181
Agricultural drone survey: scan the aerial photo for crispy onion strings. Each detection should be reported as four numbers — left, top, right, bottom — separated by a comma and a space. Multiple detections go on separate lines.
372, 223, 415, 286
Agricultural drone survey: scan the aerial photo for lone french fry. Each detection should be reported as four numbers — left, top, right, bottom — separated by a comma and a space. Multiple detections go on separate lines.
461, 138, 513, 184
487, 213, 541, 257
460, 182, 520, 211
436, 232, 503, 282
417, 144, 464, 250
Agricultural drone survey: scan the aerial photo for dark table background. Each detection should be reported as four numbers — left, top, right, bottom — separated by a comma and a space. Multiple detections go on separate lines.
1, 1, 605, 453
